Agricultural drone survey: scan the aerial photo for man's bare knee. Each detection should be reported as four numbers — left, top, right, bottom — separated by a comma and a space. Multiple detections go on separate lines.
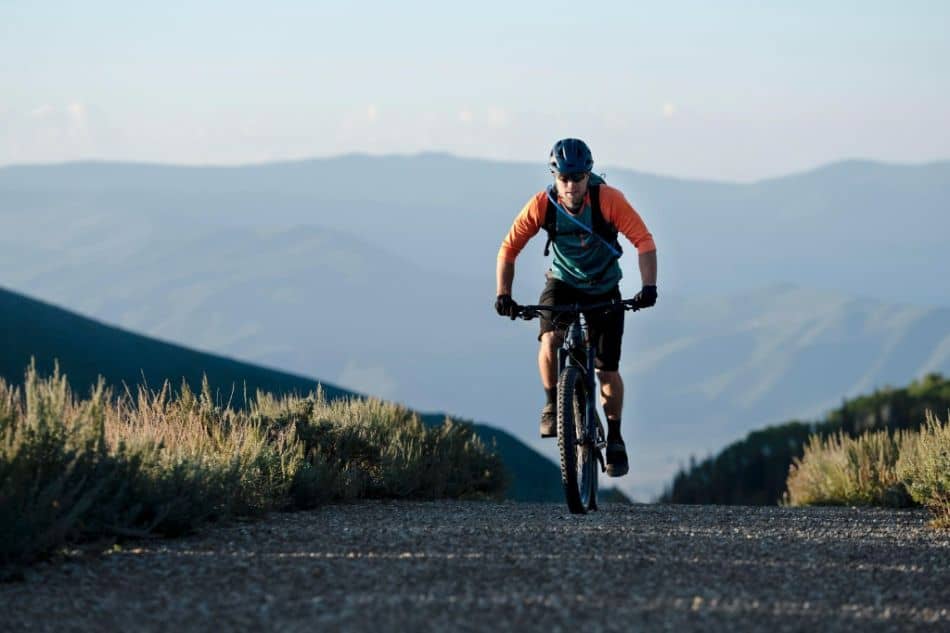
541, 331, 563, 348
596, 369, 621, 383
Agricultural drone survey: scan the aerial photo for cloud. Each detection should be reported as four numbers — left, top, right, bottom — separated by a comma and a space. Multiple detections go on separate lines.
2, 101, 115, 164
26, 102, 88, 127
663, 103, 676, 118
487, 106, 509, 127
23, 102, 91, 142
458, 110, 474, 124
366, 104, 379, 123
339, 360, 398, 400
30, 104, 55, 118
67, 102, 86, 122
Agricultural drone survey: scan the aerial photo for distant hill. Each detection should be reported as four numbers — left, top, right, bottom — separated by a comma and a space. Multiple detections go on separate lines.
661, 372, 950, 505
0, 285, 569, 502
2, 154, 947, 304
1, 154, 948, 500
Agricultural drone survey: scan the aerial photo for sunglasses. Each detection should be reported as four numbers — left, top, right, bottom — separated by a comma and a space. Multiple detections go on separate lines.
555, 172, 589, 183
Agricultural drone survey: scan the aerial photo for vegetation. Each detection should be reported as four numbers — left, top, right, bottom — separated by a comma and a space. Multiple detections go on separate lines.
0, 364, 506, 567
786, 412, 950, 528
1, 286, 563, 503
784, 430, 911, 508
896, 412, 950, 528
661, 421, 815, 505
662, 373, 950, 505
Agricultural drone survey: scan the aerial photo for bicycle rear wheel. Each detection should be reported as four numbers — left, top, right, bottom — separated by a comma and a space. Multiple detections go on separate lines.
557, 366, 597, 514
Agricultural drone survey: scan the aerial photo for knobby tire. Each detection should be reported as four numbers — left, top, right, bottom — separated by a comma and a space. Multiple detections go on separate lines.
557, 366, 597, 514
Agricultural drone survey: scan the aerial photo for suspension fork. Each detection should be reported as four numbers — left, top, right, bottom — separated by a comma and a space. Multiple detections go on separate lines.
558, 320, 585, 372
559, 321, 598, 443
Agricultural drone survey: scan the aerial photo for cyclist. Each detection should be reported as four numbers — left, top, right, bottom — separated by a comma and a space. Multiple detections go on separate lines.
494, 138, 657, 477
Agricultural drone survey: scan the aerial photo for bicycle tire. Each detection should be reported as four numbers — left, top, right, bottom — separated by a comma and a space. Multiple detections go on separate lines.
580, 409, 598, 512
557, 366, 596, 514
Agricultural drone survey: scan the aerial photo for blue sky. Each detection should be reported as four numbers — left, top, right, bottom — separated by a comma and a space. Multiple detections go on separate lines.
2, 1, 948, 180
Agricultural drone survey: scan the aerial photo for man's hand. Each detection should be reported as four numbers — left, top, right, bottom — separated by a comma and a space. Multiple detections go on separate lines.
633, 285, 657, 308
495, 294, 520, 319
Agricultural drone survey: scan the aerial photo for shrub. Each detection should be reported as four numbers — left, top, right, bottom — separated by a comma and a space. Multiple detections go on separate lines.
785, 428, 911, 507
0, 366, 506, 567
896, 412, 950, 528
251, 390, 505, 504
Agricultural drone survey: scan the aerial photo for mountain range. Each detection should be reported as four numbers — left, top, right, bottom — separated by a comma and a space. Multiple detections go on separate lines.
2, 154, 948, 498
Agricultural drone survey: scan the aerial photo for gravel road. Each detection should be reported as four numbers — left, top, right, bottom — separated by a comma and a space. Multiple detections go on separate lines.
3, 501, 949, 632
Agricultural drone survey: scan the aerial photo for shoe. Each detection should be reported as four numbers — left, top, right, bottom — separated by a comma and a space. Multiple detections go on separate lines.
605, 438, 629, 477
540, 403, 556, 438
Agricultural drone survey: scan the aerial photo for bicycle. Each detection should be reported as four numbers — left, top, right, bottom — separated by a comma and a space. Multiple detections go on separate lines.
513, 297, 641, 514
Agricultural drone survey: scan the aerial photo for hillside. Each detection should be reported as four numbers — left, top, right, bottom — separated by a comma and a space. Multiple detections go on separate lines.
0, 285, 565, 502
661, 373, 950, 505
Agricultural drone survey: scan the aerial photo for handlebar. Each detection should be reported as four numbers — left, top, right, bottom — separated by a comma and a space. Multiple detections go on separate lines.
513, 298, 641, 321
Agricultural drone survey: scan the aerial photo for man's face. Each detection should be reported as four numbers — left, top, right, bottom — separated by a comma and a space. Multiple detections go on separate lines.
554, 172, 589, 210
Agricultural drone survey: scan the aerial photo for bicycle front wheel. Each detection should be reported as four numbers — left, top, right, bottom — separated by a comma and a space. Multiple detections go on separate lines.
557, 366, 597, 514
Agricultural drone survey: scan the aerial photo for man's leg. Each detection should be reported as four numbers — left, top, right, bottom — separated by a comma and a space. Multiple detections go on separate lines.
598, 368, 629, 477
539, 331, 561, 391
596, 370, 624, 424
591, 290, 628, 477
536, 278, 569, 437
537, 331, 563, 437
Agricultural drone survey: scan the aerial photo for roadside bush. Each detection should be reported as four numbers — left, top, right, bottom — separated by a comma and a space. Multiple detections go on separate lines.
785, 429, 911, 507
251, 390, 506, 504
0, 366, 506, 567
896, 412, 950, 528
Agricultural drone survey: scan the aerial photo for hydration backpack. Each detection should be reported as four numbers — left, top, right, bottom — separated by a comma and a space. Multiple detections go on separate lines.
541, 173, 623, 259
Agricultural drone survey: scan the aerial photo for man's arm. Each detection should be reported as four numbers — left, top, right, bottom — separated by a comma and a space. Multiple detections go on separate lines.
496, 259, 515, 296
495, 192, 545, 299
639, 250, 657, 286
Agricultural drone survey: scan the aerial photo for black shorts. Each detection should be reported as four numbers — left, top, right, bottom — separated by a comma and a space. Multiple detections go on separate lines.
537, 278, 624, 372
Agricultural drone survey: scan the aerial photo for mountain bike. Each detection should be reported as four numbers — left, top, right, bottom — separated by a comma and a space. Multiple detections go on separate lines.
513, 298, 640, 514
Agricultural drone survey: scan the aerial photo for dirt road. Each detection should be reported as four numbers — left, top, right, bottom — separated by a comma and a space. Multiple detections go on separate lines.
4, 501, 949, 632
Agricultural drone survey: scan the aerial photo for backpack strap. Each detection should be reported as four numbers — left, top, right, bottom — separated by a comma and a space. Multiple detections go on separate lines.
589, 184, 623, 257
541, 183, 623, 258
542, 191, 557, 256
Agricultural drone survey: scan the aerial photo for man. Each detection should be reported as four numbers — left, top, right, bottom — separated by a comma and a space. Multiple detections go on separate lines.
494, 138, 658, 477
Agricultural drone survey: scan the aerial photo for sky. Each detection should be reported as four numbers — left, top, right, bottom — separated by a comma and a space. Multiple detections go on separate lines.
2, 1, 948, 181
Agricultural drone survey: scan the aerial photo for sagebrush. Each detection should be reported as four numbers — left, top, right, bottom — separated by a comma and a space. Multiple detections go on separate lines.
786, 411, 950, 528
784, 429, 910, 507
896, 411, 950, 528
0, 364, 506, 566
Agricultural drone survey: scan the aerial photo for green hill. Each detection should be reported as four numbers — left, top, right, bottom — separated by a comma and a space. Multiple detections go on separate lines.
0, 285, 568, 502
661, 373, 950, 505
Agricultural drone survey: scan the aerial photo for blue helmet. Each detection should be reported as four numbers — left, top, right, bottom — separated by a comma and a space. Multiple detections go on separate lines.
548, 138, 594, 174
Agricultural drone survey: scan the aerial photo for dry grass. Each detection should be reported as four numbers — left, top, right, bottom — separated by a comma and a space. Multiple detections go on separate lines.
896, 411, 950, 528
785, 429, 910, 507
0, 364, 505, 567
787, 411, 950, 528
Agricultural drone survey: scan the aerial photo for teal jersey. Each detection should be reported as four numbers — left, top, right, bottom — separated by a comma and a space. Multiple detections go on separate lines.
548, 202, 622, 294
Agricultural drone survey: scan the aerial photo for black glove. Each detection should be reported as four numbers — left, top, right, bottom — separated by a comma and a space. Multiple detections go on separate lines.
495, 294, 519, 319
633, 285, 657, 308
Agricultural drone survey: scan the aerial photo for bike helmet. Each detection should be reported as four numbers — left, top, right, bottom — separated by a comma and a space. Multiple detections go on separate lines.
548, 138, 594, 174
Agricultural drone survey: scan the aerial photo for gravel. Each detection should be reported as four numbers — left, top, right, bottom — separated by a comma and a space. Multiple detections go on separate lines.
3, 501, 949, 632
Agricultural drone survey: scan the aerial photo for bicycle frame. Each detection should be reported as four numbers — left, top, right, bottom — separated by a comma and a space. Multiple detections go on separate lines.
557, 316, 606, 455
